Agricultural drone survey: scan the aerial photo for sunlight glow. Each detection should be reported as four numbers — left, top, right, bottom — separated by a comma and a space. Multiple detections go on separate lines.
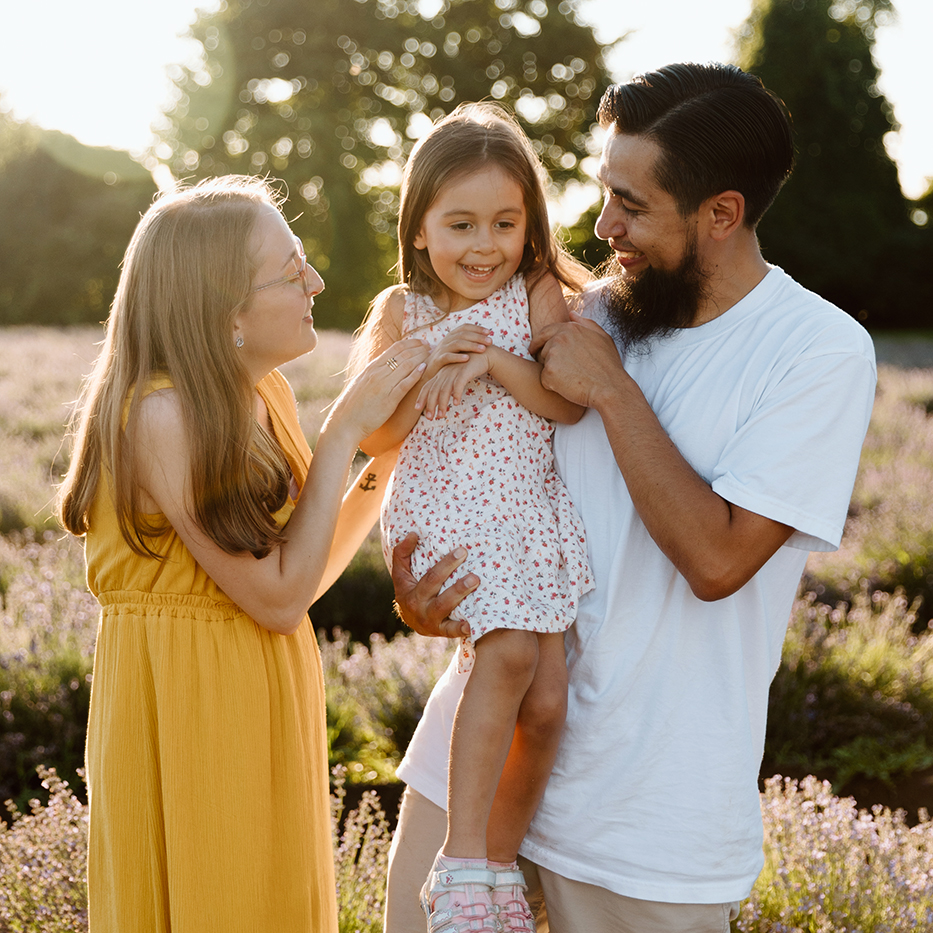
0, 0, 928, 196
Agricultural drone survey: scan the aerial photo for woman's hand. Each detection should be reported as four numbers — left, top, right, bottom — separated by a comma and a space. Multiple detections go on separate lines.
391, 533, 477, 638
325, 339, 428, 444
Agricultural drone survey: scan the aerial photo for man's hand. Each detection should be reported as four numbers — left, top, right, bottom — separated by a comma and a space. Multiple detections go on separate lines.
530, 312, 627, 410
391, 533, 477, 638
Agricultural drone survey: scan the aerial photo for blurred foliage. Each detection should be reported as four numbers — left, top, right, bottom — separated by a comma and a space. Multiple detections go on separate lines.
320, 627, 454, 784
0, 530, 97, 816
4, 0, 933, 331
152, 0, 614, 329
735, 0, 933, 328
0, 768, 89, 933
805, 363, 933, 627
764, 590, 933, 793
0, 106, 156, 327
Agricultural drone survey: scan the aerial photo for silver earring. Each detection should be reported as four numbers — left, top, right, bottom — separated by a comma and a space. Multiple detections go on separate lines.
235, 335, 244, 349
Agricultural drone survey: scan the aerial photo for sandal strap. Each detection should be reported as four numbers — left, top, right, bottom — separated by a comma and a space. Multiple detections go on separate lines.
430, 867, 498, 887
491, 868, 526, 889
428, 905, 501, 933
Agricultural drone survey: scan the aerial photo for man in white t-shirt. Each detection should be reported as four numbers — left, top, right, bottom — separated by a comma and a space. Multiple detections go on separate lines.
385, 63, 876, 933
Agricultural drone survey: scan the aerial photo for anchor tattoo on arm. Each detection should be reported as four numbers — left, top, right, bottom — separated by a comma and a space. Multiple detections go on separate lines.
359, 472, 378, 491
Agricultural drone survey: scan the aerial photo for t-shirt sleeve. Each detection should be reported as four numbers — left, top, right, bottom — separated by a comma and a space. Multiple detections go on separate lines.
711, 345, 876, 552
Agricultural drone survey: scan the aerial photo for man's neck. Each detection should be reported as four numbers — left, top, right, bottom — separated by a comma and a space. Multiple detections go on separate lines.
691, 241, 770, 328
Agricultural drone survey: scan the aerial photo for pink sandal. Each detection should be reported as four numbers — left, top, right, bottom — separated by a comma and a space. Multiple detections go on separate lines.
489, 863, 536, 933
420, 854, 501, 933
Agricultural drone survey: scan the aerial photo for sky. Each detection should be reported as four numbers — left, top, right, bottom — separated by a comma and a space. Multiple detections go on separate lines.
0, 0, 930, 197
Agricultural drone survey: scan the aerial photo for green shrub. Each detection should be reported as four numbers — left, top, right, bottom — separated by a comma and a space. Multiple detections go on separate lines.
0, 768, 88, 933
0, 654, 91, 816
805, 364, 933, 625
0, 531, 97, 813
764, 589, 933, 792
331, 766, 391, 933
739, 775, 933, 931
320, 628, 454, 784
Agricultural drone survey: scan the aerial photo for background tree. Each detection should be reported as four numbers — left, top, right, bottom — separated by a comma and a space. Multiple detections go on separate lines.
735, 0, 932, 328
0, 108, 156, 326
153, 0, 614, 329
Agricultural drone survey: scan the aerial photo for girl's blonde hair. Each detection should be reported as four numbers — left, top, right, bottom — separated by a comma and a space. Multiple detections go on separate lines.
59, 175, 292, 558
352, 103, 590, 368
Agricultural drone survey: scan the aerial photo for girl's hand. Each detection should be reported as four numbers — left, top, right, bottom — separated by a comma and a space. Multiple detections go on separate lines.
416, 350, 492, 418
326, 339, 428, 443
425, 324, 492, 379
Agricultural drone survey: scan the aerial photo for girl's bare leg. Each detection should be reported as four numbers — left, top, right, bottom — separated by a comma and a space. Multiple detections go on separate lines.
444, 628, 540, 859
486, 631, 568, 863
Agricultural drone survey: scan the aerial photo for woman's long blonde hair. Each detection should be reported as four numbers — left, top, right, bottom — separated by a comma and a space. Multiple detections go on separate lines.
59, 175, 291, 558
352, 103, 591, 371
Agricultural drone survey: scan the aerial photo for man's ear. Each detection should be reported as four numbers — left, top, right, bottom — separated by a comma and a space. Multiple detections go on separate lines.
702, 191, 746, 242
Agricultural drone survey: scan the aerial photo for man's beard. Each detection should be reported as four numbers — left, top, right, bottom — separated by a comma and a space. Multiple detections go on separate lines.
602, 233, 709, 348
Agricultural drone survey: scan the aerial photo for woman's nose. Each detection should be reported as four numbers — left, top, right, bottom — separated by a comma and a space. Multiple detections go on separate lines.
306, 265, 325, 297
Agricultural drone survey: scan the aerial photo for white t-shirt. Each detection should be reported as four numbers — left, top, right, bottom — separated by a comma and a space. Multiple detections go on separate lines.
396, 267, 876, 903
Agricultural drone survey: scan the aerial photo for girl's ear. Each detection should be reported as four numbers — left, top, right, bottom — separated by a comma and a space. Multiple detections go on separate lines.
413, 225, 427, 250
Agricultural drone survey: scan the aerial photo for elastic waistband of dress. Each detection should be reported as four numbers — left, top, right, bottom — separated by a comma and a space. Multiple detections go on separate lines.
96, 590, 243, 617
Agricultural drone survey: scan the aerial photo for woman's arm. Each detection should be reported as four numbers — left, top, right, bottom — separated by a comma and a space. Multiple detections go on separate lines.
312, 447, 400, 602
134, 340, 428, 635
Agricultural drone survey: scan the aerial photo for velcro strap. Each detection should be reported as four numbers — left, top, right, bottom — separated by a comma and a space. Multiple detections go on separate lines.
430, 867, 497, 887
492, 869, 526, 888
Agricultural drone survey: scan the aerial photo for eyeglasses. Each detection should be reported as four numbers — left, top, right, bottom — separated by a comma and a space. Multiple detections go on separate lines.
252, 238, 315, 297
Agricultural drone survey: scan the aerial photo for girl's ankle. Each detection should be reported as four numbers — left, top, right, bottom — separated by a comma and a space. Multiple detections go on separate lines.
486, 858, 518, 870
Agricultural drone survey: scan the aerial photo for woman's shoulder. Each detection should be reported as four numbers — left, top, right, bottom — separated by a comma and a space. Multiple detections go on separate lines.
123, 374, 177, 429
134, 382, 184, 434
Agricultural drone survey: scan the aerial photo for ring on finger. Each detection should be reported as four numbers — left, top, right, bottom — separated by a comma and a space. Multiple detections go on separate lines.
386, 357, 399, 371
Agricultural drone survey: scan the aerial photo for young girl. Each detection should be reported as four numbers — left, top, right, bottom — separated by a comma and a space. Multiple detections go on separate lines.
353, 104, 593, 933
58, 175, 427, 932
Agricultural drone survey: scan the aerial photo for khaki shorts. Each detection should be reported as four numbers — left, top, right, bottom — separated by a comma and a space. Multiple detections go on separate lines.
384, 785, 741, 933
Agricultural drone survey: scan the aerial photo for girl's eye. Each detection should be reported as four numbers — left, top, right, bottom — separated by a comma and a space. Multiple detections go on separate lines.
450, 222, 472, 231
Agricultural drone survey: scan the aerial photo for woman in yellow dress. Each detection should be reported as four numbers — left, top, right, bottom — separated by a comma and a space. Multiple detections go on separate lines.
58, 175, 430, 931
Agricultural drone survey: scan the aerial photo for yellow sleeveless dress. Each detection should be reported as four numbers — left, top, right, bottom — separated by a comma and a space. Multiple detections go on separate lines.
84, 370, 338, 933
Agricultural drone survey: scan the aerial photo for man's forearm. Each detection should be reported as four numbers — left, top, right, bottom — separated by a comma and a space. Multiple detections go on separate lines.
593, 377, 792, 600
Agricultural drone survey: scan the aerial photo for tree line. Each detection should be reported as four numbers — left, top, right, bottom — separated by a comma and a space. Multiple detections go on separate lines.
0, 0, 929, 331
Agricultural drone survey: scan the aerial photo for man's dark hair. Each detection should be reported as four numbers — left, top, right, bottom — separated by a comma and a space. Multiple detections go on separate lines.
597, 62, 794, 228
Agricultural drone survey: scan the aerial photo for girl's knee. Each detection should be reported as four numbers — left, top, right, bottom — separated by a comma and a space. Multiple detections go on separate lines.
475, 628, 539, 680
518, 678, 568, 739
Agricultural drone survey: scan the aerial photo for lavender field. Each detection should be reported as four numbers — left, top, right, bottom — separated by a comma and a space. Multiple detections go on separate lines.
2, 325, 933, 932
